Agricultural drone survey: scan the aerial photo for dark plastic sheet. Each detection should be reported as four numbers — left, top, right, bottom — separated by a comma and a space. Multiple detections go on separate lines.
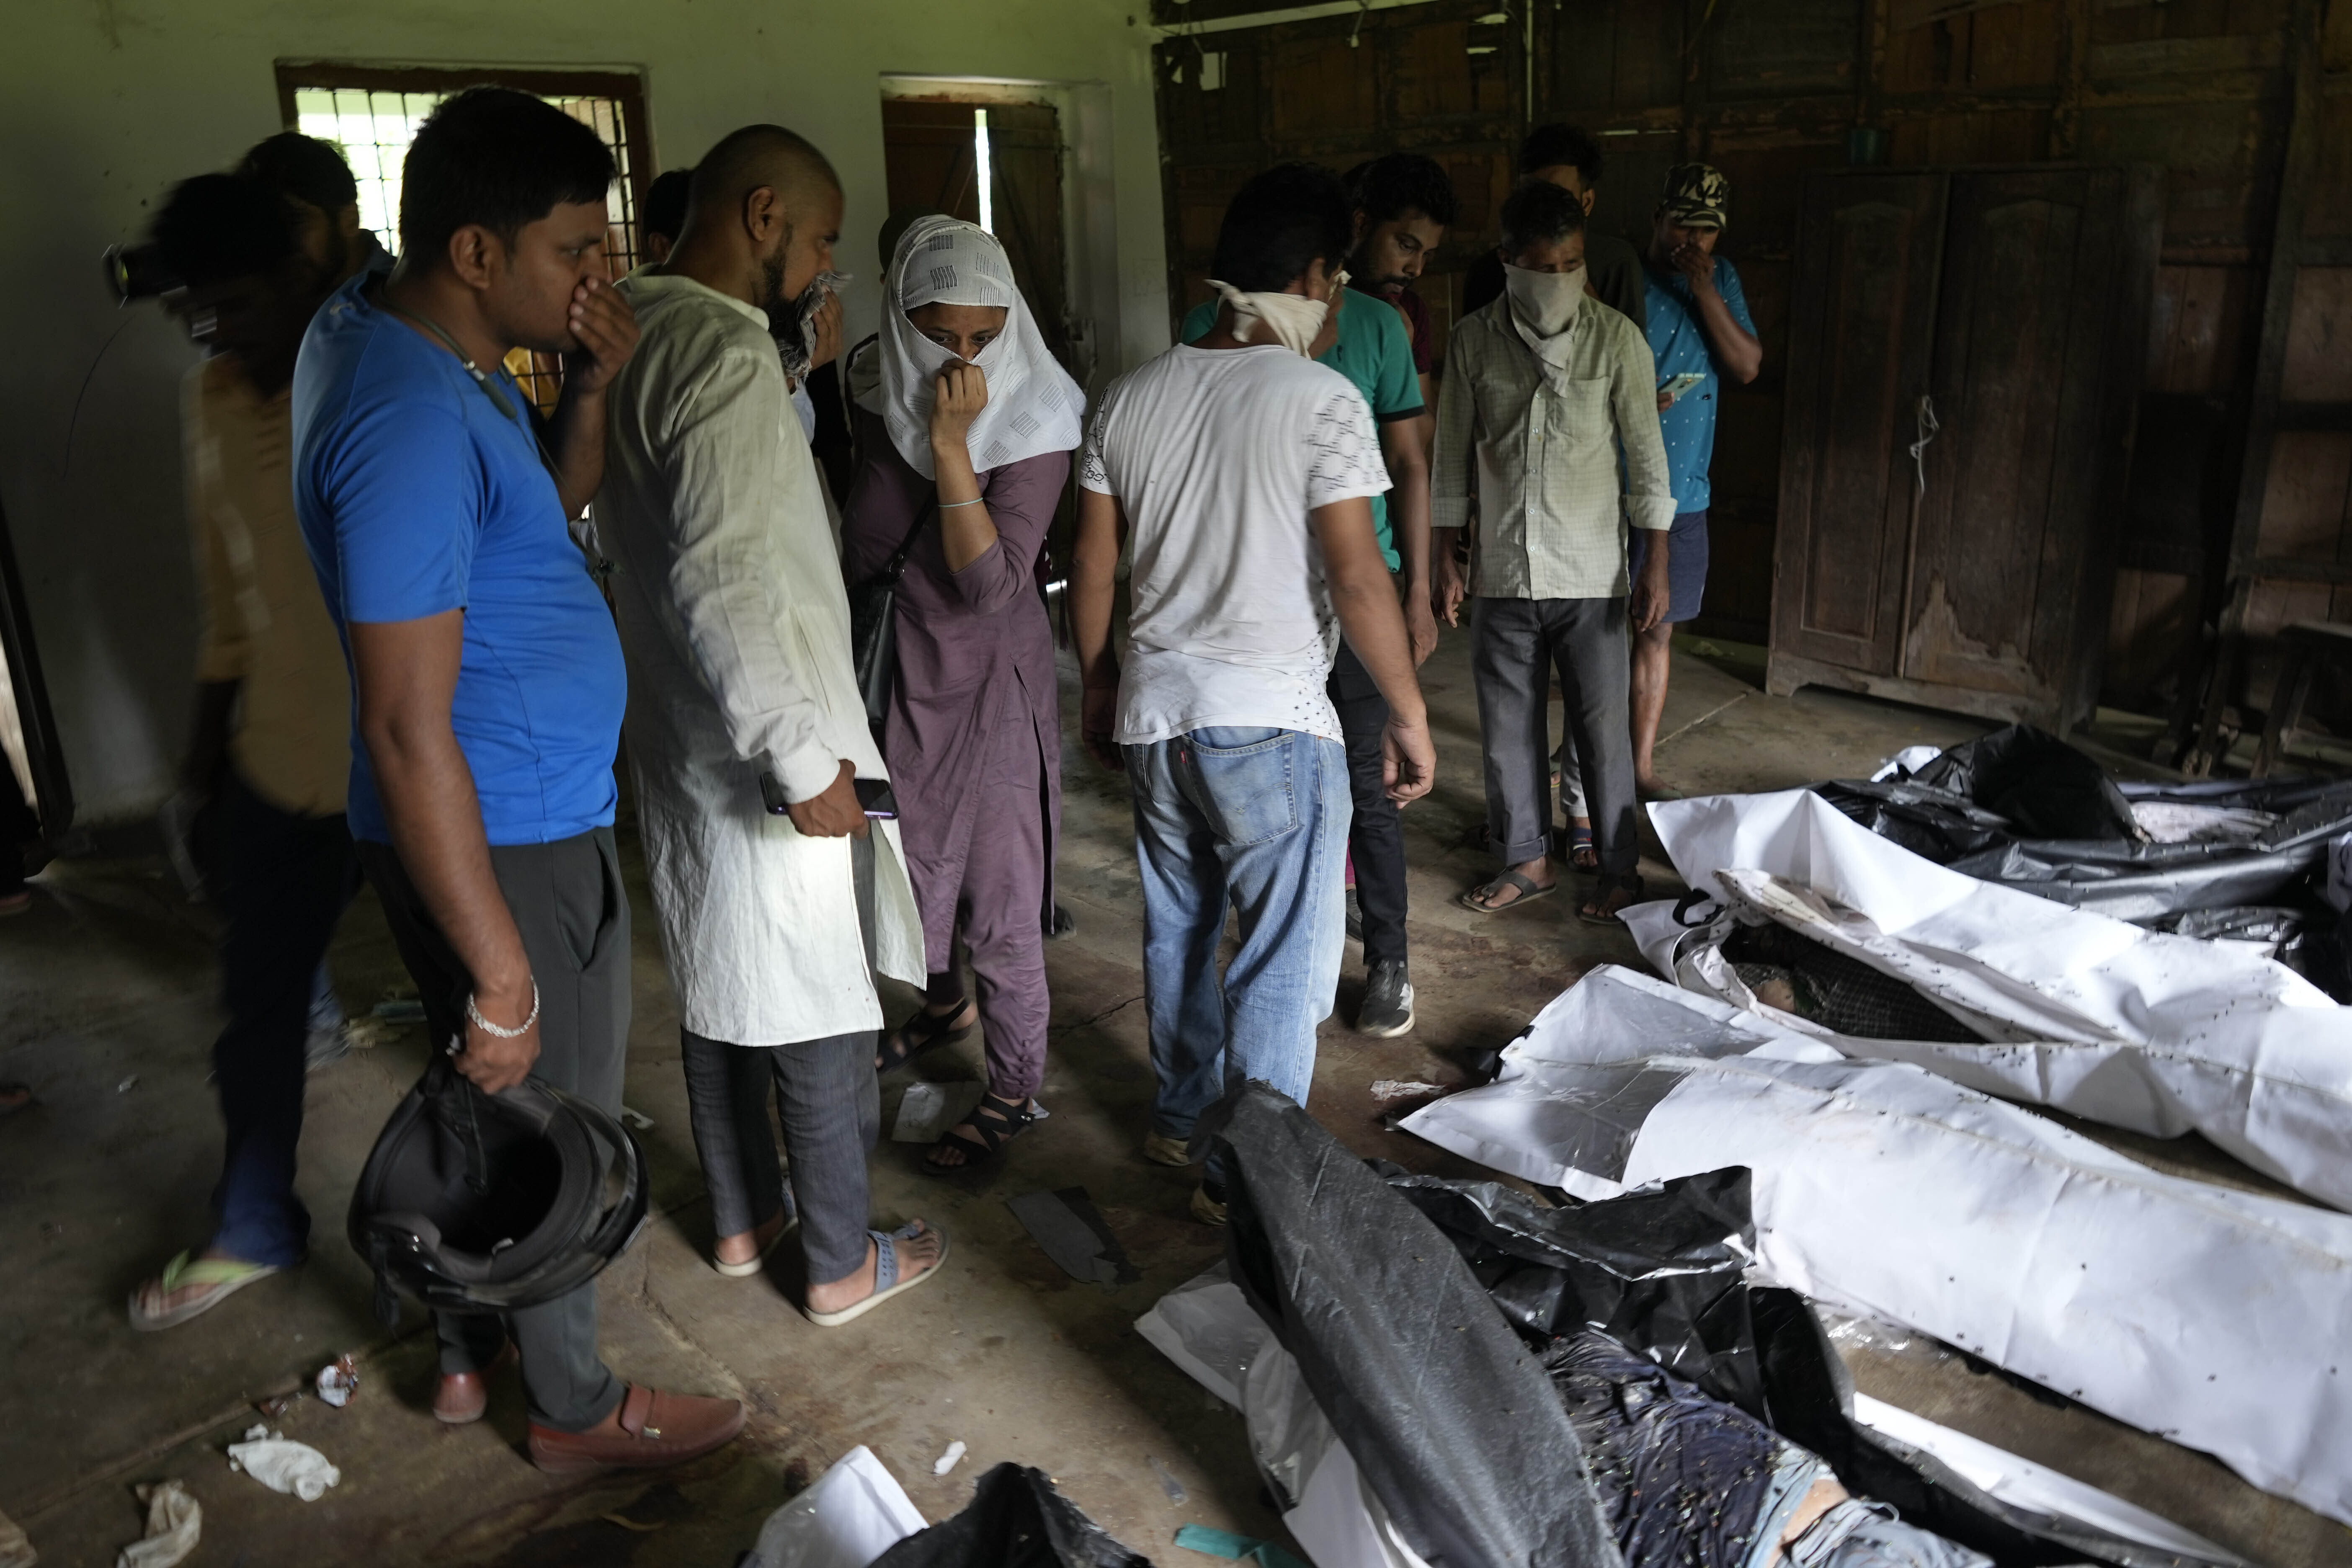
1396, 1168, 2239, 1568
1818, 727, 2352, 923
1208, 1085, 1624, 1568
871, 1463, 1149, 1568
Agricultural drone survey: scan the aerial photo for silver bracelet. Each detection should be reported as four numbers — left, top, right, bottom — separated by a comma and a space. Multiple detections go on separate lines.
939, 496, 986, 510
466, 980, 540, 1039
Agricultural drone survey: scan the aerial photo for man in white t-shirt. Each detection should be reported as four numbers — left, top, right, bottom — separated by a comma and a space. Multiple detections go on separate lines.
1069, 163, 1437, 1225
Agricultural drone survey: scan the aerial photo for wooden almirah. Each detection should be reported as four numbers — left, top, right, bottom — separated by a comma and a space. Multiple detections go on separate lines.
1767, 164, 2164, 730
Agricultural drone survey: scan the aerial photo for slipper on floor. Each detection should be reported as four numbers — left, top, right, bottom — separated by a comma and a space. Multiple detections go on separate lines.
1457, 869, 1558, 914
803, 1222, 949, 1327
1578, 873, 1647, 927
712, 1208, 799, 1278
129, 1251, 282, 1332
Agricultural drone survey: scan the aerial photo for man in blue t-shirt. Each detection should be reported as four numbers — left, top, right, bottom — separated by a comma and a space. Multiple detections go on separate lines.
1179, 214, 1435, 1041
293, 88, 742, 1476
1632, 162, 1761, 794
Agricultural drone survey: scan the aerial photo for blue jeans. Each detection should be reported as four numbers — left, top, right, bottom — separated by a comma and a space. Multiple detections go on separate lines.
1125, 727, 1351, 1152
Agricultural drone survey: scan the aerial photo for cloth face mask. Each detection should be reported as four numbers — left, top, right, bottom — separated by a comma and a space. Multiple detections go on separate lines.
1206, 278, 1332, 357
1503, 261, 1588, 338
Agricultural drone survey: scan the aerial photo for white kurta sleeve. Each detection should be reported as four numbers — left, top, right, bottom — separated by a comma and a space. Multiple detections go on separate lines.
660, 343, 841, 803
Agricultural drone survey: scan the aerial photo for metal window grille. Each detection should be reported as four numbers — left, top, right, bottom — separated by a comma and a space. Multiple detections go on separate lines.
281, 69, 649, 414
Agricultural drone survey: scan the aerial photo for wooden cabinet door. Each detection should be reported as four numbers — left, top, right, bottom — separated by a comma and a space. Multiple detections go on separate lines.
1901, 167, 2138, 705
1771, 173, 1949, 676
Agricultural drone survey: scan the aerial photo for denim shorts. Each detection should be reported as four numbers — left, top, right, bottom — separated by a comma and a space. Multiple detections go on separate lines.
1628, 508, 1710, 624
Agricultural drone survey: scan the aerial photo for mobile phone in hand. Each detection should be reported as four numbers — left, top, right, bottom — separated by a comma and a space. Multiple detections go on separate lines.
758, 771, 898, 819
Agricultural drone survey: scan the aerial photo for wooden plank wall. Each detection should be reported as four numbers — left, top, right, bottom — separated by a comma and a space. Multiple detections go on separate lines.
1155, 0, 2346, 689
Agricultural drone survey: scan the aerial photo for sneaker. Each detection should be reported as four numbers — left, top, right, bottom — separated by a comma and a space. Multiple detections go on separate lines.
1142, 1131, 1193, 1168
1344, 887, 1364, 941
1189, 1184, 1228, 1227
1356, 959, 1415, 1038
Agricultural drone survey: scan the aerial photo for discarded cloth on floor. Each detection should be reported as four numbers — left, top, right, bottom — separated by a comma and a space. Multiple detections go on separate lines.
1398, 967, 2352, 1526
1626, 786, 2352, 1211
1819, 727, 2352, 922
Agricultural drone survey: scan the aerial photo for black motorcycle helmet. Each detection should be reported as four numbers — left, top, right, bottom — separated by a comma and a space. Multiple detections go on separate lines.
348, 1056, 649, 1327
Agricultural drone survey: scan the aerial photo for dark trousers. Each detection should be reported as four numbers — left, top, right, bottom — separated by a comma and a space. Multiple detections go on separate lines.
357, 828, 630, 1434
0, 754, 31, 896
211, 772, 358, 1266
1470, 596, 1639, 876
1326, 640, 1408, 967
680, 832, 879, 1286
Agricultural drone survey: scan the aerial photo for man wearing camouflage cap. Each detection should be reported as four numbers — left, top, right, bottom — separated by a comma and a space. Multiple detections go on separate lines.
1635, 165, 1761, 797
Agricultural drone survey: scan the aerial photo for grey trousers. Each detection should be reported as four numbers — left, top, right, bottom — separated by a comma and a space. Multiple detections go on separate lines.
358, 830, 630, 1434
680, 832, 880, 1286
1470, 595, 1639, 876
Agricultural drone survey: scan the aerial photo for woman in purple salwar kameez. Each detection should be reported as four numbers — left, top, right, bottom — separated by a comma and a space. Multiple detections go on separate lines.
841, 216, 1085, 1172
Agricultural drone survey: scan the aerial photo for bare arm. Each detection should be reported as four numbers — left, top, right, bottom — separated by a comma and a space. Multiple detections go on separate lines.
1071, 486, 1126, 773
1673, 248, 1762, 384
349, 611, 538, 1093
1316, 496, 1434, 805
544, 277, 640, 518
1381, 421, 1439, 666
1429, 330, 1479, 629
930, 364, 1000, 575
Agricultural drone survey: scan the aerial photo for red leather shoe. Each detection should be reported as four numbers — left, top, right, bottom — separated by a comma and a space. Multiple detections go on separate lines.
433, 1342, 513, 1425
527, 1384, 745, 1475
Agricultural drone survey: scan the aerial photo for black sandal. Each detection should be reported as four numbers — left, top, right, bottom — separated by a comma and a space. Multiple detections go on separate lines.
923, 1092, 1034, 1173
1578, 872, 1645, 926
877, 1005, 975, 1074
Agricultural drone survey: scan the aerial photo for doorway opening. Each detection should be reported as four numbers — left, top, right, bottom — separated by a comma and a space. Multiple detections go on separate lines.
878, 93, 1075, 371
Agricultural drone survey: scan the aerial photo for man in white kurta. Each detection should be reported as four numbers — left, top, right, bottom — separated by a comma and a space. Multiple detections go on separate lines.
596, 127, 941, 1323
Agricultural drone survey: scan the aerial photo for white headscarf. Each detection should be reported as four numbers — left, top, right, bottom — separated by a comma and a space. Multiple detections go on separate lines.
855, 215, 1085, 479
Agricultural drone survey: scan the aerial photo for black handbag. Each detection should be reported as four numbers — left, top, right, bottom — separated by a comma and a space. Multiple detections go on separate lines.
846, 492, 938, 729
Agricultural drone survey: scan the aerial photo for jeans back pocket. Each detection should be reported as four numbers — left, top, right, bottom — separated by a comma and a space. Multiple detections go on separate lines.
1183, 727, 1300, 847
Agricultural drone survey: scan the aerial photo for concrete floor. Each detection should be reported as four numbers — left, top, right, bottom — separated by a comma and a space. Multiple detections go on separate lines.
3, 635, 2347, 1566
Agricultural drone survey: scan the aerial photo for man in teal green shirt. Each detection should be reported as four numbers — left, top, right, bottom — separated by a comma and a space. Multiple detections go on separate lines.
1181, 279, 1434, 1039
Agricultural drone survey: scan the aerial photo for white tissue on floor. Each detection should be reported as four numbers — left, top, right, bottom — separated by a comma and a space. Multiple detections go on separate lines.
226, 1426, 340, 1501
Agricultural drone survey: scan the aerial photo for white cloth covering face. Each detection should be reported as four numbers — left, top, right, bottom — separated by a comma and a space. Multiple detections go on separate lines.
598, 271, 924, 1044
856, 215, 1084, 480
1205, 277, 1338, 357
1504, 261, 1589, 362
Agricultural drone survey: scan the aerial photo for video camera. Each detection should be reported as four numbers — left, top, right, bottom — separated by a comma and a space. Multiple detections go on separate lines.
103, 240, 182, 305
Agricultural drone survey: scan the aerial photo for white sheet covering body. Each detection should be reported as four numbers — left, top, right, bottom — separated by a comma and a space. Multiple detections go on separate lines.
600, 273, 925, 1044
1622, 787, 2352, 1211
1400, 966, 2352, 1526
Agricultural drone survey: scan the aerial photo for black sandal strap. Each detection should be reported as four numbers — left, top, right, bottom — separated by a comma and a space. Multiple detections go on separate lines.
924, 1093, 1034, 1169
877, 1006, 974, 1073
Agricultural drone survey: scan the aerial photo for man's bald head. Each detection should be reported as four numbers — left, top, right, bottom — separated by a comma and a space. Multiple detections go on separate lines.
686, 124, 838, 219
666, 124, 843, 318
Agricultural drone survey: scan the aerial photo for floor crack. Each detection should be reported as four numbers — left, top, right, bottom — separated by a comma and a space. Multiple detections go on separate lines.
1050, 993, 1145, 1036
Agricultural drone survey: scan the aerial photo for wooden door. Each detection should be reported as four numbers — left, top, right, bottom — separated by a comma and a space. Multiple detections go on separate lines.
880, 98, 1073, 367
1769, 173, 1948, 680
1903, 166, 2159, 714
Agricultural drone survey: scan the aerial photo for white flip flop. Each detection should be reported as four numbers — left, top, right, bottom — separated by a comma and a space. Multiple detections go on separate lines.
802, 1221, 948, 1327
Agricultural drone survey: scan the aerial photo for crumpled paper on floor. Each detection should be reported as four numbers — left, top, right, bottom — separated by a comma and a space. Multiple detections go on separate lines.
226, 1426, 339, 1501
743, 1445, 924, 1568
116, 1479, 200, 1568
